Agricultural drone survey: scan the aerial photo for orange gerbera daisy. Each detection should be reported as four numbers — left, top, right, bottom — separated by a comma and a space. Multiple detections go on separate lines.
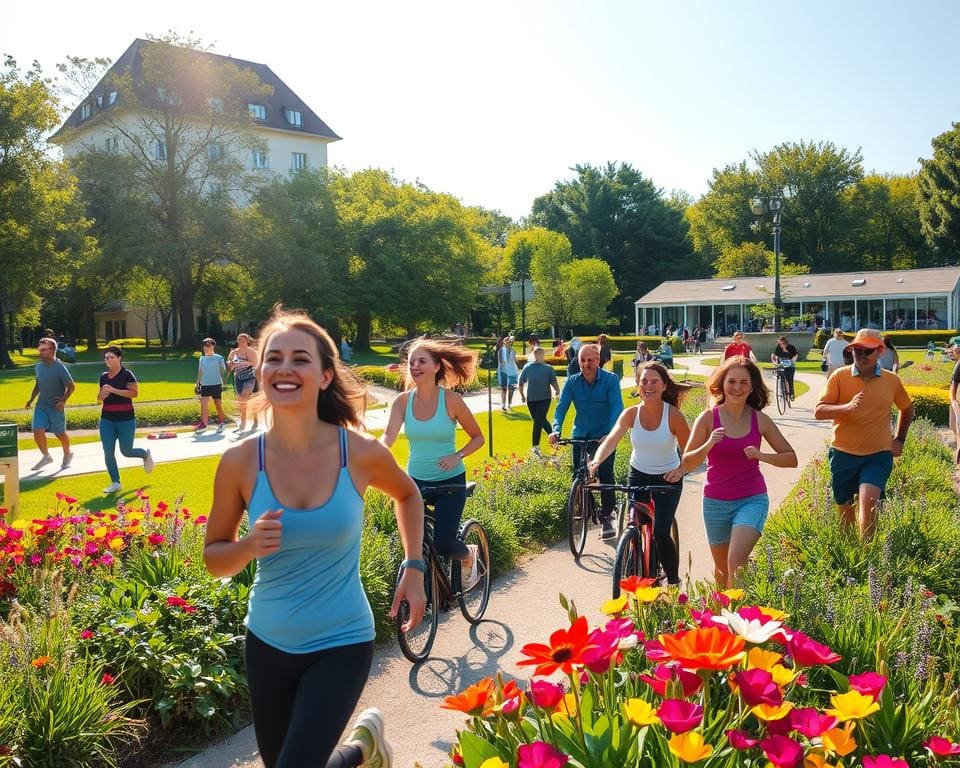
658, 626, 746, 671
517, 615, 595, 677
441, 677, 496, 716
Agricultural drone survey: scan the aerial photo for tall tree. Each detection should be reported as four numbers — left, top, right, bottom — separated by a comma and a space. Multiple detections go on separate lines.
918, 122, 960, 264
0, 56, 90, 367
60, 35, 271, 346
531, 162, 694, 329
689, 162, 762, 266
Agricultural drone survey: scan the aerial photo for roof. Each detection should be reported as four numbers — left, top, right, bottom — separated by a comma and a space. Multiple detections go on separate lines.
51, 38, 340, 143
635, 266, 960, 306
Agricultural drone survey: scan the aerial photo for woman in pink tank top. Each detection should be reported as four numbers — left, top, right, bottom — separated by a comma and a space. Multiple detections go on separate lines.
679, 356, 797, 587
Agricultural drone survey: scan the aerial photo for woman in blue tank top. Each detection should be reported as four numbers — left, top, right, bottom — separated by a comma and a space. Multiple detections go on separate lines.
203, 307, 426, 768
381, 339, 485, 586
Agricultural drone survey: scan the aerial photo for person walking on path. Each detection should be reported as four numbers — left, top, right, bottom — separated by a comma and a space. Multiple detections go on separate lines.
97, 346, 154, 494
822, 328, 849, 375
24, 337, 75, 471
814, 328, 914, 540
722, 331, 757, 362
196, 338, 227, 432
518, 346, 560, 456
629, 341, 653, 396
588, 361, 690, 585
597, 334, 613, 369
680, 356, 797, 587
203, 308, 425, 768
771, 335, 799, 399
497, 335, 519, 411
382, 339, 485, 588
877, 335, 900, 373
228, 333, 260, 433
549, 343, 625, 540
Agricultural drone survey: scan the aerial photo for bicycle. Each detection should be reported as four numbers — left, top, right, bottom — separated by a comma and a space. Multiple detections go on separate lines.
606, 483, 680, 598
555, 437, 603, 558
772, 361, 793, 415
394, 481, 492, 663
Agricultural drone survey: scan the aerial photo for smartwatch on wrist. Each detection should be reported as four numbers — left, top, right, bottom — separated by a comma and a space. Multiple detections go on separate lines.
401, 558, 427, 573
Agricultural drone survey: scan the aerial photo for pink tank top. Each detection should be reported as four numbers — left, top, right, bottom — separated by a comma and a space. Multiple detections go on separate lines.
704, 407, 767, 501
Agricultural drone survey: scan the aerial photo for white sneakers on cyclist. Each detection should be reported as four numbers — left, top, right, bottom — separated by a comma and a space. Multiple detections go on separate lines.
461, 544, 481, 590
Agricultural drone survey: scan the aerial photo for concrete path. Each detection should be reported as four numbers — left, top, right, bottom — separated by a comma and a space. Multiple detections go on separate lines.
174, 362, 833, 768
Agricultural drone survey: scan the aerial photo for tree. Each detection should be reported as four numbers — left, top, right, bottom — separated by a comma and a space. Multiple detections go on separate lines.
918, 122, 960, 263
714, 242, 809, 279
689, 162, 762, 267
531, 162, 695, 329
528, 255, 618, 335
125, 268, 174, 356
61, 35, 272, 347
0, 56, 90, 367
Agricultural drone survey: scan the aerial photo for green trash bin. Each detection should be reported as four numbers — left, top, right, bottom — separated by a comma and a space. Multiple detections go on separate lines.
0, 422, 18, 513
0, 423, 16, 459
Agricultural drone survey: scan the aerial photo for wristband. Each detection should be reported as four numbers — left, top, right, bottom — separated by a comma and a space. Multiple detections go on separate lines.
401, 558, 427, 573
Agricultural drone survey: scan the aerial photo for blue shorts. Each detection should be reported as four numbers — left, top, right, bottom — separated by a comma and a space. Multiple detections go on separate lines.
498, 371, 517, 388
828, 447, 893, 505
32, 405, 67, 435
702, 493, 769, 545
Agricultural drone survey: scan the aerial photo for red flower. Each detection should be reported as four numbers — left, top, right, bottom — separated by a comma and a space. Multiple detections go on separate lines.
640, 663, 703, 698
925, 736, 960, 757
147, 533, 165, 546
517, 741, 569, 768
644, 638, 670, 661
848, 671, 886, 700
441, 678, 495, 716
528, 680, 564, 709
785, 630, 841, 666
101, 673, 116, 685
733, 668, 783, 706
517, 616, 595, 677
788, 707, 837, 738
166, 596, 188, 608
79, 629, 95, 640
657, 699, 703, 734
727, 729, 760, 750
619, 575, 657, 593
863, 756, 908, 768
760, 735, 804, 768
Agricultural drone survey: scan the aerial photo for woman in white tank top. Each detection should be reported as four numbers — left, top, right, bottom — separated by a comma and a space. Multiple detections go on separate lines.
588, 362, 691, 585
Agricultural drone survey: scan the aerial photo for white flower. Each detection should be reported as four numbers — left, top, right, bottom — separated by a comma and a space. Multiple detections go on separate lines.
712, 609, 784, 644
618, 634, 639, 651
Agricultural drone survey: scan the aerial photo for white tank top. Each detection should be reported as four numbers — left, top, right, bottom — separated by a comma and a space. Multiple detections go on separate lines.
629, 403, 681, 474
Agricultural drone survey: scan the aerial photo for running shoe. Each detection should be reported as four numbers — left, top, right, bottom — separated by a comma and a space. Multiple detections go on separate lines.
31, 454, 53, 471
530, 446, 543, 458
345, 707, 392, 768
61, 451, 74, 469
461, 544, 481, 591
600, 518, 616, 540
216, 421, 225, 433
103, 482, 121, 494
193, 422, 208, 432
143, 450, 154, 474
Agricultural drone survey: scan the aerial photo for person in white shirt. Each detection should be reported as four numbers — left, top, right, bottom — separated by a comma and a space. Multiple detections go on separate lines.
497, 335, 519, 411
822, 328, 849, 375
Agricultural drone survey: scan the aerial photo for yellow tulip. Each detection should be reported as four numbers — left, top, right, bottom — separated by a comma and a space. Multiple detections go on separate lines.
756, 605, 789, 621
479, 759, 509, 768
92, 525, 108, 539
624, 698, 660, 727
768, 664, 796, 687
602, 595, 629, 616
751, 701, 794, 721
747, 647, 784, 670
825, 690, 880, 722
668, 731, 714, 763
554, 692, 578, 717
635, 586, 662, 604
721, 588, 746, 601
108, 537, 124, 551
821, 727, 857, 756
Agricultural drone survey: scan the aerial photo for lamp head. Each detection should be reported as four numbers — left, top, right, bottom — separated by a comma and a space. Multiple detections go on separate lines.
769, 197, 783, 212
750, 198, 766, 216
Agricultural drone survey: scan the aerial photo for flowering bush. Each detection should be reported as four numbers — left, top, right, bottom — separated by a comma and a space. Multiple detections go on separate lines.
443, 586, 960, 767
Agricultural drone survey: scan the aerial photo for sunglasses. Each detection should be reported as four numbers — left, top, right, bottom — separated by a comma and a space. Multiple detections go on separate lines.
852, 348, 879, 356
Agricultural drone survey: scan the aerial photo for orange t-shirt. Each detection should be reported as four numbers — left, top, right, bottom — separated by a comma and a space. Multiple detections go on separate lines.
817, 367, 912, 455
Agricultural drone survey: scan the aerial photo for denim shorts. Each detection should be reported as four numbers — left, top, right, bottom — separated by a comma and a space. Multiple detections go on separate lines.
497, 371, 517, 388
828, 447, 893, 504
702, 493, 769, 545
32, 404, 66, 435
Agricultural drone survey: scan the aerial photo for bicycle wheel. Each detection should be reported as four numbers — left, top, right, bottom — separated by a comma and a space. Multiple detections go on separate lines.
616, 497, 628, 539
783, 372, 793, 409
612, 527, 641, 599
775, 373, 787, 414
640, 523, 657, 579
566, 479, 590, 558
456, 519, 491, 623
396, 559, 439, 663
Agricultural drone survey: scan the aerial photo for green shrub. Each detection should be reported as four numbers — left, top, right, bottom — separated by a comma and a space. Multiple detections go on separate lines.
354, 364, 405, 391
1, 400, 207, 431
105, 338, 148, 348
814, 328, 830, 349
904, 385, 951, 425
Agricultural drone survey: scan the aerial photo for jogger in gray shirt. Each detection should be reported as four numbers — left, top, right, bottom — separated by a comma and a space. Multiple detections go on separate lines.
518, 348, 560, 455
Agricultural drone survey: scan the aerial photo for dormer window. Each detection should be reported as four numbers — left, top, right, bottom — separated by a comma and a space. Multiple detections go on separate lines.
95, 95, 103, 108
249, 103, 266, 120
81, 103, 91, 120
851, 279, 866, 287
108, 91, 118, 105
284, 108, 302, 127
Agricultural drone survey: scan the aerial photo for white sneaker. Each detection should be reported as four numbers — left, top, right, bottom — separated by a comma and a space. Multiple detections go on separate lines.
345, 707, 392, 768
61, 451, 74, 469
31, 454, 53, 471
143, 450, 155, 474
530, 446, 543, 458
461, 544, 481, 591
103, 482, 122, 494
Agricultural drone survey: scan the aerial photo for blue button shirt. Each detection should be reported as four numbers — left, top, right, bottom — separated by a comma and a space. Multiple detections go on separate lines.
552, 369, 623, 439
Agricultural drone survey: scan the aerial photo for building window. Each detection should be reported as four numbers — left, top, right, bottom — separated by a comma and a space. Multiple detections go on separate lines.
155, 141, 167, 161
108, 91, 118, 105
284, 108, 303, 127
81, 103, 91, 119
248, 103, 266, 120
105, 320, 127, 340
252, 150, 268, 169
208, 143, 223, 161
95, 95, 103, 108
291, 152, 307, 171
104, 136, 118, 153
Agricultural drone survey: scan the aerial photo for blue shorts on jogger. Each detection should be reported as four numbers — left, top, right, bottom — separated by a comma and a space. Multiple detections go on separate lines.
497, 371, 517, 388
702, 493, 770, 546
828, 447, 893, 505
32, 405, 66, 435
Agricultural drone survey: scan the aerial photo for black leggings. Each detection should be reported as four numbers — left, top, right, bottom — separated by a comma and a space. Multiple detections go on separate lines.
628, 467, 682, 584
413, 473, 469, 559
246, 632, 375, 768
526, 399, 552, 447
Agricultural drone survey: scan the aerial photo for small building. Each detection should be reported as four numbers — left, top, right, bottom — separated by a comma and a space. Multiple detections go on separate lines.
634, 266, 960, 336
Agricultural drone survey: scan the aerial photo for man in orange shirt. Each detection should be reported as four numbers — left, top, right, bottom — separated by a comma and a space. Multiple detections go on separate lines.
814, 329, 913, 539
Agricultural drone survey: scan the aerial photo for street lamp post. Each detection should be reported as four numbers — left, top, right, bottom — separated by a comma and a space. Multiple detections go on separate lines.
750, 196, 784, 332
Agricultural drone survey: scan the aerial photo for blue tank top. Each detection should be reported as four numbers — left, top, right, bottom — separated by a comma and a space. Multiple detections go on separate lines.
245, 429, 375, 653
405, 388, 464, 481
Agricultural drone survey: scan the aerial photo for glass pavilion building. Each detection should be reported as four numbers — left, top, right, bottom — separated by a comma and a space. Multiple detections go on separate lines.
634, 266, 960, 337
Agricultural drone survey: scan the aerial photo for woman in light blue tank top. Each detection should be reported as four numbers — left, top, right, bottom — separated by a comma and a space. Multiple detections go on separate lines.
202, 307, 426, 768
382, 338, 484, 570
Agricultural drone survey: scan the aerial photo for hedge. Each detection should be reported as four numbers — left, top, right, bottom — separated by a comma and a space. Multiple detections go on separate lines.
353, 365, 485, 393
1, 400, 206, 432
904, 385, 951, 425
813, 328, 959, 350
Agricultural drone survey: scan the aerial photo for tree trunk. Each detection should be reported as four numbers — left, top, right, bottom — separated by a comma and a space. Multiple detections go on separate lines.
84, 313, 98, 352
0, 297, 12, 368
354, 310, 371, 352
176, 289, 196, 349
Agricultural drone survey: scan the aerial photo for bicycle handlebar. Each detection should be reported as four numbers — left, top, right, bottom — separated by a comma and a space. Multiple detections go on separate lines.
554, 437, 602, 447
585, 482, 676, 494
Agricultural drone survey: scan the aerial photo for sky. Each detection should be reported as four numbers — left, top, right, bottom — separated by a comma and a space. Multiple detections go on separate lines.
4, 0, 959, 220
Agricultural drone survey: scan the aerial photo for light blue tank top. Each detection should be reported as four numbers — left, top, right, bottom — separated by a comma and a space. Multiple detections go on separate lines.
245, 429, 375, 653
405, 388, 464, 482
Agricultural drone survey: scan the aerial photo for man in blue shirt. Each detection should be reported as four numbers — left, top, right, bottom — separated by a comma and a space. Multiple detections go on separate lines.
549, 343, 624, 539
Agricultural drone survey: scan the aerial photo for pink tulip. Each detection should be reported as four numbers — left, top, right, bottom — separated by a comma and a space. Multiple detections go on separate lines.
848, 671, 887, 700
733, 668, 783, 706
640, 663, 703, 698
517, 741, 569, 768
788, 707, 838, 738
528, 680, 564, 710
785, 630, 841, 666
925, 736, 960, 757
657, 699, 704, 734
863, 756, 909, 768
760, 735, 804, 768
644, 638, 670, 661
727, 729, 760, 750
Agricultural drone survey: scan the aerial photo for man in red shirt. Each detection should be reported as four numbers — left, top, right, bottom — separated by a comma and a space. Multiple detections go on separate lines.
723, 331, 758, 362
